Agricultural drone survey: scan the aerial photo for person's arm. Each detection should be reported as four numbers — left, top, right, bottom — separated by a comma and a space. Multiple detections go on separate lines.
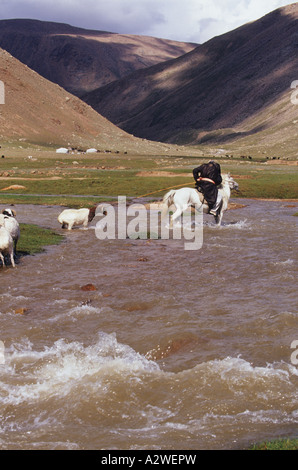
193, 165, 203, 181
215, 174, 222, 185
214, 164, 222, 185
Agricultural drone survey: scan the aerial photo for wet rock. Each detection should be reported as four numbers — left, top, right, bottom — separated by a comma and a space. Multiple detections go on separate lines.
14, 308, 29, 315
227, 202, 246, 210
81, 283, 97, 291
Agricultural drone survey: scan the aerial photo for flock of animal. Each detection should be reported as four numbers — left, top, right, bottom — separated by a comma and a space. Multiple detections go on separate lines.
0, 174, 238, 268
0, 206, 98, 268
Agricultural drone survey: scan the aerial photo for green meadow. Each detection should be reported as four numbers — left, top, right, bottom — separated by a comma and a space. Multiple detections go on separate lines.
0, 146, 297, 208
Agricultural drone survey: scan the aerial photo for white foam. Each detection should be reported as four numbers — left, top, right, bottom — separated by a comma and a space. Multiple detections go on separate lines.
68, 304, 102, 316
48, 303, 105, 323
273, 259, 294, 266
0, 293, 30, 302
204, 356, 293, 382
52, 299, 69, 305
222, 219, 251, 230
0, 332, 160, 405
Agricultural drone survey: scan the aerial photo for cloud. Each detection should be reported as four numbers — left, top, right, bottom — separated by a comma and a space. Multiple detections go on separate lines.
144, 0, 292, 42
0, 0, 292, 42
0, 0, 166, 34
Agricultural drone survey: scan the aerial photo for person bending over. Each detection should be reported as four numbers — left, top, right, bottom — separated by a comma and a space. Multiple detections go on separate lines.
193, 160, 223, 216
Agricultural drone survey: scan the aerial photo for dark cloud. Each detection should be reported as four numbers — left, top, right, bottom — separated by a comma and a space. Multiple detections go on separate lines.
0, 0, 292, 42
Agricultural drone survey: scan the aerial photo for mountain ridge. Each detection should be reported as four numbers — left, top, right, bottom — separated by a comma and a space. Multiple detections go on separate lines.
81, 3, 298, 155
0, 19, 197, 96
0, 46, 191, 155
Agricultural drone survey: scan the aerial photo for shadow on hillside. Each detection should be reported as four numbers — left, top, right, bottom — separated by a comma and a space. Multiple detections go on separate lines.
197, 125, 267, 144
81, 6, 298, 145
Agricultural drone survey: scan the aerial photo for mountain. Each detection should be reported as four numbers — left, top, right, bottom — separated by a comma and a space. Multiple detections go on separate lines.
0, 46, 183, 153
0, 19, 197, 96
81, 3, 298, 156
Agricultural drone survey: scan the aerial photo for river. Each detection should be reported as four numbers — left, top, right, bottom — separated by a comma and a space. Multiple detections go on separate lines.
0, 199, 297, 450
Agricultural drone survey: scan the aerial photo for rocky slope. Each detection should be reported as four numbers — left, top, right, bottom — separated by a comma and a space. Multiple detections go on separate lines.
81, 3, 298, 156
0, 47, 184, 154
0, 19, 196, 96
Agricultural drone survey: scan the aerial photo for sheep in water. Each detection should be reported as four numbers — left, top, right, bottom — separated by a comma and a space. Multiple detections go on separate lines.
1, 208, 20, 253
57, 206, 97, 230
0, 214, 15, 268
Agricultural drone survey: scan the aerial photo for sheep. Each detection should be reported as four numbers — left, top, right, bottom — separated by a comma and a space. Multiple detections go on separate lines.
0, 215, 15, 268
1, 208, 20, 253
57, 206, 97, 230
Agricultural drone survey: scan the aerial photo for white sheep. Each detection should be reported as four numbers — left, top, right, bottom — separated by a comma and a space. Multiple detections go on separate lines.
1, 208, 20, 252
57, 206, 97, 230
0, 215, 15, 268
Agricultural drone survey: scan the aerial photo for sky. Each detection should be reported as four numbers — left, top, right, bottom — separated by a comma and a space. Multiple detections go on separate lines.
0, 0, 294, 43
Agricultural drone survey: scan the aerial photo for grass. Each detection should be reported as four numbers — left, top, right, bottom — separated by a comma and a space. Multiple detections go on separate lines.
17, 223, 64, 256
0, 194, 111, 208
250, 438, 298, 450
232, 172, 298, 199
0, 146, 297, 207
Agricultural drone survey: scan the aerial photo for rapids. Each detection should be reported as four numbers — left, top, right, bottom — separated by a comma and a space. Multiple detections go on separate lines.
0, 199, 297, 450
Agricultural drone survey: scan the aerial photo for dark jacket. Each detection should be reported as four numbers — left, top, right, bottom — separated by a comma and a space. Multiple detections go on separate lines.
193, 161, 222, 185
193, 161, 222, 209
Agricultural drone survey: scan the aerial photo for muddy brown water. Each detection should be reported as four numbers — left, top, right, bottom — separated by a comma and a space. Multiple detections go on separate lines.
0, 200, 297, 450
